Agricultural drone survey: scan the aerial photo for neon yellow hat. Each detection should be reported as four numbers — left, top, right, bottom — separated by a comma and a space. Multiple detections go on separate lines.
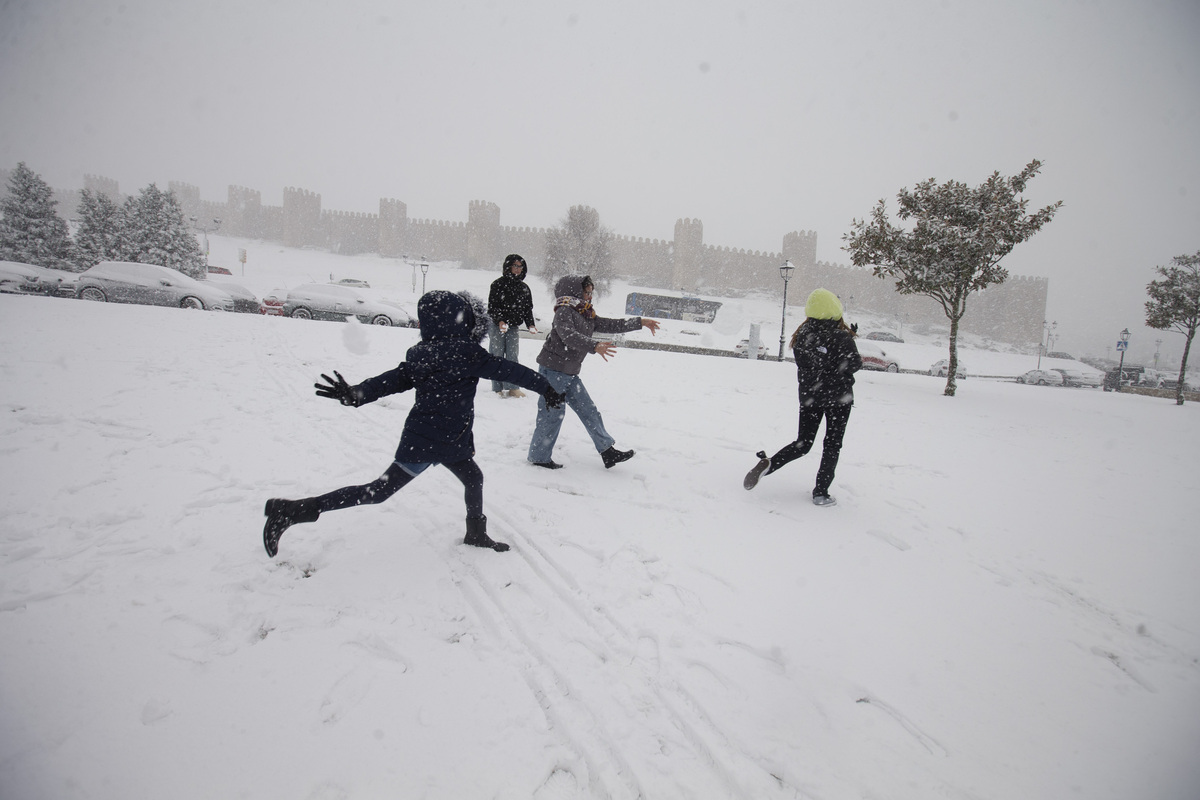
805, 288, 843, 320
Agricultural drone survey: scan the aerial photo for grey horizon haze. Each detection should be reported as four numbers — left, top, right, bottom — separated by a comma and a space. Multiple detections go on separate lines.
2, 0, 1197, 366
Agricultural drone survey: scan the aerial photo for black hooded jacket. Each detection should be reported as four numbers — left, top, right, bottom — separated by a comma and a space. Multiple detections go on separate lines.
351, 291, 552, 464
487, 260, 536, 328
791, 318, 863, 408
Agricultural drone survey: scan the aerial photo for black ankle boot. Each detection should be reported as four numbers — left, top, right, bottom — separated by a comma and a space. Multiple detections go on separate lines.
263, 498, 320, 558
601, 446, 635, 469
464, 515, 509, 552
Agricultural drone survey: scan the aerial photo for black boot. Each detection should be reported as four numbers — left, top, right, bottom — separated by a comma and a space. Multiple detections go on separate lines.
263, 498, 320, 558
601, 446, 635, 469
743, 451, 770, 490
464, 515, 509, 552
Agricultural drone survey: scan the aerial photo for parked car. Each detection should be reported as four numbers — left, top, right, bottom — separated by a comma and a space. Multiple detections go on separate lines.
333, 278, 371, 288
75, 261, 234, 311
0, 260, 78, 297
259, 293, 285, 316
204, 280, 261, 313
734, 338, 768, 358
862, 331, 904, 343
858, 340, 899, 372
282, 283, 416, 326
1017, 369, 1064, 386
930, 359, 967, 379
1137, 369, 1166, 389
1045, 351, 1075, 360
1049, 368, 1101, 388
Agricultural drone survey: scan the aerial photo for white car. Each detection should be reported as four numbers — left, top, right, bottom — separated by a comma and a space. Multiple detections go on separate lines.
930, 359, 967, 379
1017, 369, 1063, 386
0, 260, 78, 297
858, 340, 899, 372
282, 283, 416, 327
75, 261, 234, 311
734, 338, 768, 358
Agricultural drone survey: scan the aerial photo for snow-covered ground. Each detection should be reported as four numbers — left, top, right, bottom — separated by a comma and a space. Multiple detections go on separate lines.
1, 242, 1198, 799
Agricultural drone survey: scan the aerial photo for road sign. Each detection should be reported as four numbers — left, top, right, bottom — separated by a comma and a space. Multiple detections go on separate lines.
1116, 341, 1128, 351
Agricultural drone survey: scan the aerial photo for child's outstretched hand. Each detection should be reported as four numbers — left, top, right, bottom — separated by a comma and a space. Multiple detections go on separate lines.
315, 371, 360, 406
543, 388, 566, 408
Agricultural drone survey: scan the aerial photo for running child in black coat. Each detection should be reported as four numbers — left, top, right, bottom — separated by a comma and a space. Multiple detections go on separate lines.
262, 290, 565, 557
743, 288, 862, 506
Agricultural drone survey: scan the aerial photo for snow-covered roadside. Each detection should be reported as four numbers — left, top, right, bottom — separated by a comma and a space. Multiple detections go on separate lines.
1, 290, 1198, 799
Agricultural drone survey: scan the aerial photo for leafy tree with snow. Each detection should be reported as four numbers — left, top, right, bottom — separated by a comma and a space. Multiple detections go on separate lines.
843, 160, 1061, 396
544, 205, 615, 298
74, 188, 128, 269
122, 183, 206, 279
1145, 250, 1200, 406
0, 162, 77, 268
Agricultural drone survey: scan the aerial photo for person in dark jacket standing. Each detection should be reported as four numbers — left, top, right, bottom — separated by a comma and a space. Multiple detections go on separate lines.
487, 254, 539, 398
528, 274, 660, 470
743, 288, 862, 506
262, 290, 565, 558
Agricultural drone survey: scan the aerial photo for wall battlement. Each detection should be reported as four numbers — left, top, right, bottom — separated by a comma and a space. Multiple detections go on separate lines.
15, 167, 1049, 346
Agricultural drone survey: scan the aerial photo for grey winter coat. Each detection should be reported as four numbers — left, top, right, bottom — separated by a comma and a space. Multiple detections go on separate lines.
535, 275, 643, 376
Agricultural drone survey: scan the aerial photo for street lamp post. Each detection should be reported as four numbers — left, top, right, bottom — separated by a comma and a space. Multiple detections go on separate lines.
1154, 339, 1163, 370
189, 216, 221, 266
1037, 319, 1057, 369
778, 260, 795, 361
1115, 328, 1131, 392
420, 259, 429, 295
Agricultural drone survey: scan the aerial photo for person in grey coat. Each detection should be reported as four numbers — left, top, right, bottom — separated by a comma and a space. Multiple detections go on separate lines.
527, 275, 660, 469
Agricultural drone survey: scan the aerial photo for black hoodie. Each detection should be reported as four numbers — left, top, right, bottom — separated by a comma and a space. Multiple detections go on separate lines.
487, 259, 536, 328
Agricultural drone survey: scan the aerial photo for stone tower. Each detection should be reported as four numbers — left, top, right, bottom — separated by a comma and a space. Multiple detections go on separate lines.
465, 200, 501, 269
672, 218, 704, 292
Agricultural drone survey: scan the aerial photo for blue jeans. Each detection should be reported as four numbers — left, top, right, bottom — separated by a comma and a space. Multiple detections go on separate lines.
489, 320, 522, 392
527, 367, 616, 462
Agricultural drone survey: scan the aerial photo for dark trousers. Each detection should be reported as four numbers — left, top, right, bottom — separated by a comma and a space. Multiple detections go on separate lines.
310, 458, 485, 518
767, 404, 852, 497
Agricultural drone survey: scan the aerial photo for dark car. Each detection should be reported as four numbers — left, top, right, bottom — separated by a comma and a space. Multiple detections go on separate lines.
0, 260, 79, 298
205, 279, 261, 313
75, 261, 234, 311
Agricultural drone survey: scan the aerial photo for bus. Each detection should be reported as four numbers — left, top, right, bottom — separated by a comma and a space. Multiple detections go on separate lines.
624, 292, 722, 323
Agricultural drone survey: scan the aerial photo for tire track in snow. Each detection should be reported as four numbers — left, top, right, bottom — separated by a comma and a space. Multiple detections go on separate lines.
454, 508, 801, 799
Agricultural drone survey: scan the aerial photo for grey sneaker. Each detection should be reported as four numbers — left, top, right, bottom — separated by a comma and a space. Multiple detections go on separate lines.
812, 494, 837, 507
743, 451, 770, 490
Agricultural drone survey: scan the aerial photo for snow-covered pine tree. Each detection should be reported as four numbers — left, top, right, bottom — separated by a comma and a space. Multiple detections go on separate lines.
0, 162, 77, 268
122, 184, 206, 279
74, 188, 128, 269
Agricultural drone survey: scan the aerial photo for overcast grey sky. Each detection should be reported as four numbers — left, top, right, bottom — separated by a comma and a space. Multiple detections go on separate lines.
2, 0, 1198, 364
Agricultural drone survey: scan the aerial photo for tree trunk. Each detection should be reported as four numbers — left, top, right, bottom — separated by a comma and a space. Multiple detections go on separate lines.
1176, 330, 1194, 406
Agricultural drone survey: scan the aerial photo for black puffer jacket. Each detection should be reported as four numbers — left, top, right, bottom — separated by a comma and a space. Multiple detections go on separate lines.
487, 261, 536, 328
353, 291, 551, 464
791, 318, 863, 408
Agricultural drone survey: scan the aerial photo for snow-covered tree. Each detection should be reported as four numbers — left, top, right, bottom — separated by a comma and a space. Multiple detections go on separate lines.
544, 205, 615, 298
74, 188, 128, 269
843, 160, 1062, 397
1145, 250, 1200, 406
0, 162, 77, 268
122, 184, 206, 278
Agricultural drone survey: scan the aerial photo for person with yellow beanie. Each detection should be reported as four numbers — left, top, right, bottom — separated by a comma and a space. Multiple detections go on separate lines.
743, 288, 862, 506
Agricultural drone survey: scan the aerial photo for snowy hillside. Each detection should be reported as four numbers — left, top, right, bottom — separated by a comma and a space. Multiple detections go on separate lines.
1, 247, 1198, 799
